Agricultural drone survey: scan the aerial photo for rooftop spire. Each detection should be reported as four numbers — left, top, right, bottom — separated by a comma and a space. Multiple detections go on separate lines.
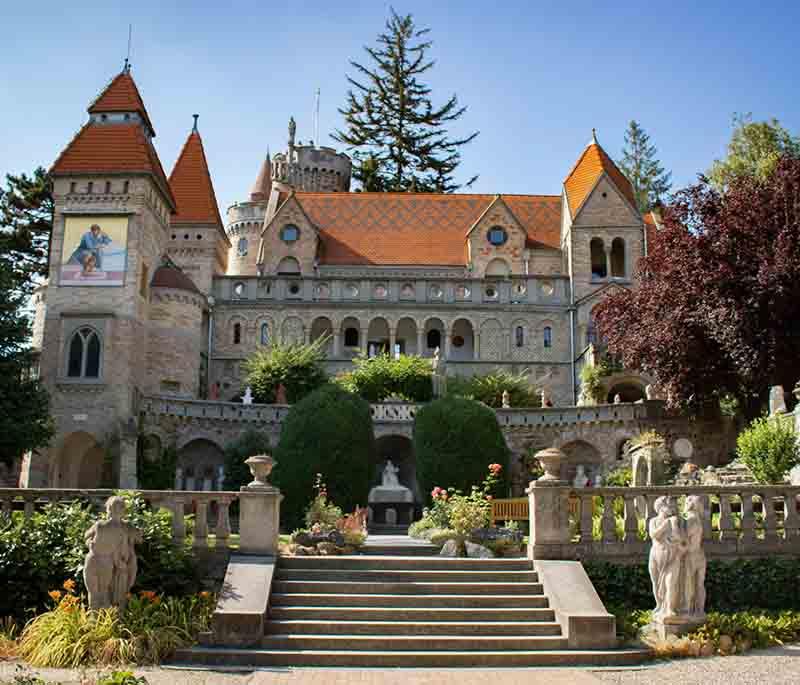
192, 114, 199, 132
250, 152, 272, 202
591, 128, 598, 145
169, 125, 223, 227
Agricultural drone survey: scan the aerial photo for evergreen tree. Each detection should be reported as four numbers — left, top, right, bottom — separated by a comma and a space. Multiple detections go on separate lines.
709, 113, 800, 191
334, 9, 478, 193
617, 120, 672, 212
0, 167, 54, 465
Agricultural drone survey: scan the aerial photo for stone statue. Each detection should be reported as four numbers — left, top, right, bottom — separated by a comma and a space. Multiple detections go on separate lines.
242, 386, 253, 405
613, 393, 622, 404
431, 347, 447, 398
501, 390, 510, 408
83, 496, 142, 610
769, 385, 787, 415
683, 495, 706, 619
648, 496, 686, 619
540, 386, 553, 408
573, 465, 588, 488
382, 459, 401, 488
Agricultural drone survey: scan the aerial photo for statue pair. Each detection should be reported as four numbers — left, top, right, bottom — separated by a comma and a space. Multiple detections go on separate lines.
648, 495, 706, 621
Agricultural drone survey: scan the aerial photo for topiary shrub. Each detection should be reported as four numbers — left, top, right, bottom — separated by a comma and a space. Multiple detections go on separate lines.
335, 354, 433, 402
243, 338, 328, 404
736, 415, 800, 484
222, 429, 273, 492
446, 370, 540, 408
273, 384, 374, 529
414, 397, 509, 500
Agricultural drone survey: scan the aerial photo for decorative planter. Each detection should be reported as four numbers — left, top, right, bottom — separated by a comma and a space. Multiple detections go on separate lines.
245, 454, 275, 488
534, 447, 567, 483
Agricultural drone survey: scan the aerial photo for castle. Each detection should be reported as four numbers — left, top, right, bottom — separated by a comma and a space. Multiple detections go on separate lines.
22, 68, 662, 489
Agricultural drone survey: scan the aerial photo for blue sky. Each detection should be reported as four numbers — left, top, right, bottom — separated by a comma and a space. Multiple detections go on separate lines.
2, 1, 798, 213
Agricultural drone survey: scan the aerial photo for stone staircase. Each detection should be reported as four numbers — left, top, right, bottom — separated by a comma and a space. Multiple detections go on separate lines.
178, 555, 649, 667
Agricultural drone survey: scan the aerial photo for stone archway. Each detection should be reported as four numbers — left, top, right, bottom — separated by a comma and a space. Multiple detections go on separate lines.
177, 438, 225, 490
607, 382, 646, 404
53, 431, 108, 488
373, 434, 418, 502
559, 439, 603, 483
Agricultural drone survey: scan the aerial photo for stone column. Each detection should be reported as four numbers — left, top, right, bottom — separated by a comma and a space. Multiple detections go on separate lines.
361, 328, 369, 355
443, 327, 452, 358
604, 247, 611, 278
389, 327, 397, 357
239, 455, 284, 556
527, 447, 570, 560
332, 331, 341, 358
474, 332, 480, 360
417, 329, 425, 356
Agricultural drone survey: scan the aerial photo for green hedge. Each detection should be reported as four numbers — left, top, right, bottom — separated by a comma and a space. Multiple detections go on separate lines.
335, 354, 433, 402
446, 370, 540, 408
413, 396, 509, 501
243, 338, 328, 404
587, 558, 800, 612
273, 384, 374, 529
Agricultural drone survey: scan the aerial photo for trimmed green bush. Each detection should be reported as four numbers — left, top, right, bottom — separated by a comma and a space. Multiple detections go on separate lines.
137, 445, 177, 491
736, 415, 800, 484
243, 338, 328, 404
273, 384, 374, 529
335, 354, 433, 402
446, 370, 540, 408
222, 429, 273, 492
414, 397, 509, 501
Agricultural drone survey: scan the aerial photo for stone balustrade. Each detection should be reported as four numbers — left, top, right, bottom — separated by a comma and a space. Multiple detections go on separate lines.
496, 402, 646, 428
141, 396, 291, 423
0, 488, 241, 551
527, 481, 800, 562
370, 402, 420, 422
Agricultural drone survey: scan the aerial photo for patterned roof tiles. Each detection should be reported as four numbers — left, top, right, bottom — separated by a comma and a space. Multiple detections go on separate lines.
563, 141, 637, 218
88, 71, 156, 135
169, 130, 223, 227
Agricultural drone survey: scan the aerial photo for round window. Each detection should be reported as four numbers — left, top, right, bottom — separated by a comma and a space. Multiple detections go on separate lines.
346, 283, 359, 298
288, 283, 300, 295
374, 284, 388, 299
280, 224, 300, 243
452, 335, 465, 348
541, 281, 555, 297
233, 282, 245, 297
514, 283, 527, 295
487, 226, 508, 246
485, 286, 497, 299
456, 285, 471, 299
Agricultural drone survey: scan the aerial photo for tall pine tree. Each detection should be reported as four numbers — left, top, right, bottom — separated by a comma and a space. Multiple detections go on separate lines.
0, 167, 54, 465
617, 121, 672, 212
334, 9, 478, 193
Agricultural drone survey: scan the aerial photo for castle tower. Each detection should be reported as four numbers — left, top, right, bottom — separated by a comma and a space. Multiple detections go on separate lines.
167, 115, 229, 294
25, 68, 176, 488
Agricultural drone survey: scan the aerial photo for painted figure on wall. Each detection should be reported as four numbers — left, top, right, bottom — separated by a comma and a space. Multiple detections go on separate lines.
60, 216, 128, 286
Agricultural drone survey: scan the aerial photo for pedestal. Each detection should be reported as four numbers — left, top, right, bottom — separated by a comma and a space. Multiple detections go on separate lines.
238, 486, 283, 555
650, 614, 706, 640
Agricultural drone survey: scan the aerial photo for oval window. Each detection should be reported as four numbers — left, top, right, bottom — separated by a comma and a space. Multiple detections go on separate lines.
237, 237, 248, 256
487, 226, 508, 246
280, 224, 300, 243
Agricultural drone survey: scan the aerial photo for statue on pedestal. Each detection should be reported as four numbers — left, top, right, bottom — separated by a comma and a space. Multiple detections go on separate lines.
382, 459, 401, 488
431, 347, 447, 398
501, 390, 510, 408
242, 386, 253, 405
83, 496, 142, 610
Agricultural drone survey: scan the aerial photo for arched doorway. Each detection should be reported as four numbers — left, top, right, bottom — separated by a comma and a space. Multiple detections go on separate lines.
177, 438, 225, 490
310, 317, 334, 356
450, 318, 475, 361
607, 382, 646, 403
373, 433, 419, 505
53, 431, 108, 488
559, 439, 603, 483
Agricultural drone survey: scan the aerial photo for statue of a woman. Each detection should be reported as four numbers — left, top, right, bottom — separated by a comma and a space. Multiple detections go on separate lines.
381, 459, 401, 488
683, 495, 707, 618
648, 496, 686, 618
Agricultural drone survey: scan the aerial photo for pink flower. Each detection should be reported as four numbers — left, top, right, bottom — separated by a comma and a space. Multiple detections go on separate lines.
488, 463, 502, 475
486, 495, 493, 501
431, 487, 447, 500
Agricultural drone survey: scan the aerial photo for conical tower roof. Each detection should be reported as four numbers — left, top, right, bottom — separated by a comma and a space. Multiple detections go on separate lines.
249, 152, 272, 201
169, 116, 223, 228
88, 69, 156, 136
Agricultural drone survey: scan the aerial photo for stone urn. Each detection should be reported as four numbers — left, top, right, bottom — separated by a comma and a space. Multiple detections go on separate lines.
244, 454, 275, 488
534, 447, 567, 483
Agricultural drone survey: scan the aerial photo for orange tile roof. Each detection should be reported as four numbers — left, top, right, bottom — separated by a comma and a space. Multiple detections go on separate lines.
643, 210, 660, 252
169, 130, 223, 227
88, 71, 156, 135
563, 141, 637, 218
51, 122, 176, 210
292, 193, 561, 266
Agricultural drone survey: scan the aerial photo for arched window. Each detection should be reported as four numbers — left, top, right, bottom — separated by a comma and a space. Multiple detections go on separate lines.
590, 238, 607, 279
485, 258, 510, 278
515, 326, 524, 348
237, 237, 248, 257
610, 237, 626, 277
233, 322, 242, 345
543, 326, 552, 349
260, 323, 269, 346
426, 328, 442, 350
66, 327, 101, 378
277, 256, 300, 275
344, 327, 359, 347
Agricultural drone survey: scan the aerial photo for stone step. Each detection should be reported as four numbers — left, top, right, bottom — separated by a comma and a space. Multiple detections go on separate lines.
268, 606, 557, 622
272, 580, 543, 596
260, 634, 569, 652
275, 568, 538, 583
360, 544, 440, 556
367, 525, 409, 535
279, 556, 531, 571
174, 646, 652, 668
265, 619, 563, 636
269, 593, 550, 608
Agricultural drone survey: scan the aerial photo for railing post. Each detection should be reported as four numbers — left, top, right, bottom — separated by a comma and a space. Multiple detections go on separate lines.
170, 497, 186, 543
193, 498, 209, 548
239, 455, 283, 556
783, 490, 800, 540
527, 448, 570, 560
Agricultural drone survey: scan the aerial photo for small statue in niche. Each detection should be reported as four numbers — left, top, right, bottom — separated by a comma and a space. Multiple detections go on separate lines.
501, 390, 510, 408
83, 496, 142, 610
382, 459, 401, 488
242, 386, 253, 405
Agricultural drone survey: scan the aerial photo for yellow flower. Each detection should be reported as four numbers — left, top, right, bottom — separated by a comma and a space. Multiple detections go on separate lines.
48, 590, 62, 602
199, 591, 210, 599
63, 579, 76, 593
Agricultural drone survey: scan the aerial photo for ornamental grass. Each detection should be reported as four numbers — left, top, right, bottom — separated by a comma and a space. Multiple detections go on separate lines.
18, 581, 214, 667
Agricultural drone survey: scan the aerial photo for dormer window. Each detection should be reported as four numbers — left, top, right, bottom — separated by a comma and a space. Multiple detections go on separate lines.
487, 226, 508, 246
280, 224, 300, 243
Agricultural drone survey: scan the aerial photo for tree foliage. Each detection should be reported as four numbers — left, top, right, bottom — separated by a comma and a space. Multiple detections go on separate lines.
617, 120, 672, 212
242, 337, 328, 404
413, 397, 509, 501
709, 114, 800, 191
222, 429, 273, 492
273, 385, 374, 529
594, 156, 800, 418
335, 353, 433, 402
333, 9, 478, 193
446, 370, 540, 408
736, 416, 800, 485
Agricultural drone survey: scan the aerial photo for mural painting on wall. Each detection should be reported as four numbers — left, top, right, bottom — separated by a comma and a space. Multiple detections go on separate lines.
60, 216, 129, 286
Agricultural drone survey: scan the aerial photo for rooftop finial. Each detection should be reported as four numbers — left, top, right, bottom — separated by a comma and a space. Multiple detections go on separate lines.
123, 24, 132, 73
591, 128, 598, 144
192, 114, 199, 132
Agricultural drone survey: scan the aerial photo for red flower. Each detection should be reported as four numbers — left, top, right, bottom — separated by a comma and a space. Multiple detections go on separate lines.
488, 463, 502, 475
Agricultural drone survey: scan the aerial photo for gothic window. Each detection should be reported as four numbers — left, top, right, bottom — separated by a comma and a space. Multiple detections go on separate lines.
260, 323, 269, 346
280, 224, 300, 243
344, 327, 359, 347
66, 327, 101, 378
611, 238, 626, 277
543, 326, 552, 349
233, 322, 242, 345
590, 238, 606, 279
427, 329, 441, 349
515, 326, 524, 348
237, 237, 248, 256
